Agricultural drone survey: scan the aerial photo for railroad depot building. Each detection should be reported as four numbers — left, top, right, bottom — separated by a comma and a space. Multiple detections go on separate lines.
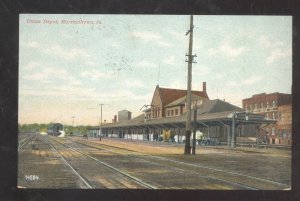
89, 82, 275, 147
242, 92, 292, 145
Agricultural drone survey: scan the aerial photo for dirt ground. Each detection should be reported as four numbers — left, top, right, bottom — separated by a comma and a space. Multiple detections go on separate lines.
18, 134, 291, 189
73, 136, 291, 189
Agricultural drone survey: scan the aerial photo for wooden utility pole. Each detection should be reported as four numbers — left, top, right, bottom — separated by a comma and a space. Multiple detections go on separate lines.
99, 104, 104, 141
192, 102, 197, 155
72, 116, 75, 135
184, 15, 197, 155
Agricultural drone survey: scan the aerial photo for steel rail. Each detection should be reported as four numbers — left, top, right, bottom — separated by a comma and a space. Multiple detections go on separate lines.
18, 135, 34, 151
69, 139, 260, 190
72, 138, 290, 189
49, 136, 157, 189
42, 136, 93, 189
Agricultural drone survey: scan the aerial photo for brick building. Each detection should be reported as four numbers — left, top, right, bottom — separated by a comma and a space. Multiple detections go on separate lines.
90, 83, 275, 147
146, 82, 209, 120
242, 92, 292, 145
277, 104, 292, 145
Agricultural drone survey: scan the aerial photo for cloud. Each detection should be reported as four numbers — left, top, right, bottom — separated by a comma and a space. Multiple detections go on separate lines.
124, 80, 146, 89
60, 30, 73, 39
136, 59, 157, 69
44, 44, 90, 61
208, 41, 246, 58
168, 30, 185, 41
85, 60, 97, 67
259, 36, 284, 48
168, 80, 185, 89
22, 67, 82, 86
226, 81, 239, 87
130, 31, 172, 47
23, 41, 39, 48
266, 48, 292, 64
163, 56, 176, 65
130, 31, 161, 42
226, 75, 262, 87
20, 85, 95, 99
81, 70, 112, 80
215, 74, 225, 80
242, 75, 263, 85
259, 36, 291, 64
194, 65, 211, 76
24, 61, 40, 71
23, 72, 49, 81
111, 41, 121, 48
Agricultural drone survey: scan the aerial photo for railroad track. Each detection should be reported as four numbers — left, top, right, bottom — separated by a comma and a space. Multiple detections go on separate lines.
69, 137, 290, 190
18, 134, 96, 188
18, 135, 34, 151
44, 135, 157, 189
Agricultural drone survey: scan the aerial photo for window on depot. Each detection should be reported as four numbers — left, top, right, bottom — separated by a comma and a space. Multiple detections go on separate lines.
261, 102, 263, 109
175, 109, 178, 115
266, 101, 269, 108
272, 112, 275, 119
273, 100, 276, 107
272, 127, 275, 135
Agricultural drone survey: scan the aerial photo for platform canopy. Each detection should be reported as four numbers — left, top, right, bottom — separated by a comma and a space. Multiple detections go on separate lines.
91, 99, 276, 131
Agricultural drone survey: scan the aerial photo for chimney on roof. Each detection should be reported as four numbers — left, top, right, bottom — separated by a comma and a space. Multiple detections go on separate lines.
112, 115, 117, 123
202, 82, 206, 93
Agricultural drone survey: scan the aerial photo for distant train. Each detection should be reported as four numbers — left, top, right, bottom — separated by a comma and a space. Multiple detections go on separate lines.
47, 123, 63, 136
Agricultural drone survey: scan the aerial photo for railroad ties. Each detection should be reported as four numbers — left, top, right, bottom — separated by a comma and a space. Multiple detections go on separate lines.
18, 134, 291, 189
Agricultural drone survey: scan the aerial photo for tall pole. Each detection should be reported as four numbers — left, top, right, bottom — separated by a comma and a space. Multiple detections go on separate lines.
72, 116, 75, 135
192, 102, 197, 155
231, 112, 236, 148
99, 104, 103, 141
184, 15, 196, 155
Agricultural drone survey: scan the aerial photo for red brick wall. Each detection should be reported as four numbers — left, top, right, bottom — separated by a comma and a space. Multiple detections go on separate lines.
242, 93, 292, 145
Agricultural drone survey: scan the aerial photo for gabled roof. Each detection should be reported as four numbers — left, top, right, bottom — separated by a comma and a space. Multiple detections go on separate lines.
165, 94, 202, 108
158, 86, 208, 106
98, 99, 245, 129
98, 109, 274, 130
197, 99, 242, 114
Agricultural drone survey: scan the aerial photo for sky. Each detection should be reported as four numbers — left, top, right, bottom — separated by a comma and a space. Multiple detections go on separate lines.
19, 14, 292, 126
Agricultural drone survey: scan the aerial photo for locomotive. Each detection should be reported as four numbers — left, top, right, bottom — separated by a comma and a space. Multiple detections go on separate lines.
47, 123, 63, 136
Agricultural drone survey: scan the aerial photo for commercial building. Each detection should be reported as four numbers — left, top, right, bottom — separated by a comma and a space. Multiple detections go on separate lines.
242, 92, 292, 145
